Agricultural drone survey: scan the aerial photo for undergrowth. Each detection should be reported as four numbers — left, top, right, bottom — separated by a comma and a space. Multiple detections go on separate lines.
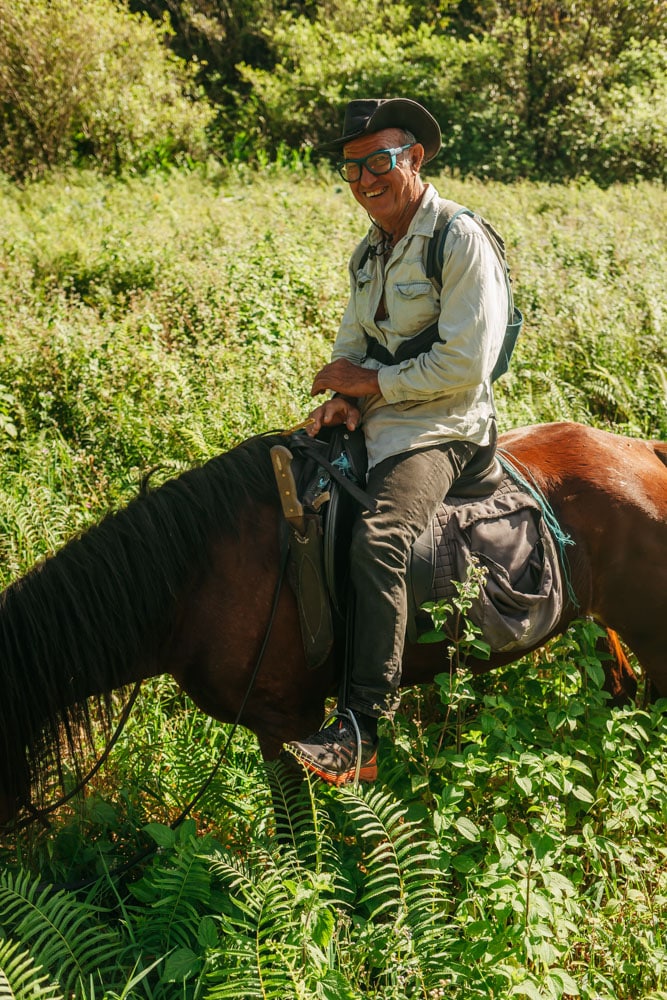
1, 623, 667, 999
0, 166, 665, 998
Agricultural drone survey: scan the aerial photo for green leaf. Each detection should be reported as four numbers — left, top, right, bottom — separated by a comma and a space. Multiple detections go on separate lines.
161, 947, 202, 983
468, 638, 491, 659
450, 853, 477, 873
317, 969, 356, 1000
143, 822, 177, 848
455, 816, 481, 841
417, 629, 446, 644
515, 774, 533, 795
198, 915, 219, 949
510, 980, 545, 999
572, 784, 594, 803
310, 907, 335, 950
547, 968, 580, 995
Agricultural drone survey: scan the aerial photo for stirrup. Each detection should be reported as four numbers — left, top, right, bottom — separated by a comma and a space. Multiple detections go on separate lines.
319, 707, 364, 788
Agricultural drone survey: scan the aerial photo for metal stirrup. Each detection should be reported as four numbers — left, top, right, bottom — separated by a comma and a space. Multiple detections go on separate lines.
319, 707, 363, 788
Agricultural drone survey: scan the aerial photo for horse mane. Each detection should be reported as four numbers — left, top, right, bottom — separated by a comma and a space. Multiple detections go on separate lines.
0, 432, 282, 810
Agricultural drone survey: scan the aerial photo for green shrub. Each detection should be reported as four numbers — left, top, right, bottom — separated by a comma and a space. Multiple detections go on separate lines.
224, 0, 667, 185
0, 0, 213, 179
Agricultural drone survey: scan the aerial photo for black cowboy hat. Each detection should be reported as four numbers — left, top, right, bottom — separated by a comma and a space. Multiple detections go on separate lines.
318, 98, 442, 163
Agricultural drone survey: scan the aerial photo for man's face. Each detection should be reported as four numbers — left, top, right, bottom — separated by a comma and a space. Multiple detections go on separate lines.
342, 127, 422, 229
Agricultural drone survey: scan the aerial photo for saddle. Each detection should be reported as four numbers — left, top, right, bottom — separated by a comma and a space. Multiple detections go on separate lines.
271, 427, 565, 671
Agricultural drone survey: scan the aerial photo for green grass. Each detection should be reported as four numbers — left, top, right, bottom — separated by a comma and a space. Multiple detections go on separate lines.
0, 163, 665, 999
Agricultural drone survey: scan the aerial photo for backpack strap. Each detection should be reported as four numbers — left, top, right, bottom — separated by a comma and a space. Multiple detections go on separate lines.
352, 238, 372, 275
425, 203, 474, 284
426, 198, 523, 382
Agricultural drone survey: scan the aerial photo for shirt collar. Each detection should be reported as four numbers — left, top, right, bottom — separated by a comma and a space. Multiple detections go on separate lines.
367, 183, 439, 246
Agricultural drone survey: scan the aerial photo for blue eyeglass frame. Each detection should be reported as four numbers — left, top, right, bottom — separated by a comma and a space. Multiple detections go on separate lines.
336, 143, 415, 182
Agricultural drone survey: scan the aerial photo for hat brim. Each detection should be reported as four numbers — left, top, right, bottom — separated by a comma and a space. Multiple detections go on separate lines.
318, 98, 441, 163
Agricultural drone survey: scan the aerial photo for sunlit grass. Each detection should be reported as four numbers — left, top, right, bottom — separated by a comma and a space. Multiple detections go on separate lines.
0, 164, 665, 998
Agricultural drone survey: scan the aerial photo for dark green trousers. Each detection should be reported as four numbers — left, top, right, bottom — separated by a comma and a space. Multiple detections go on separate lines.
346, 439, 478, 719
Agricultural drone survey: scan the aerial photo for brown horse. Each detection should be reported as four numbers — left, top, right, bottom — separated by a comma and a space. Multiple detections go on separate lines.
1, 420, 666, 824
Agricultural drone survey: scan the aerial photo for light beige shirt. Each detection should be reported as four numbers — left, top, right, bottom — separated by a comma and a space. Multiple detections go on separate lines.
332, 184, 508, 469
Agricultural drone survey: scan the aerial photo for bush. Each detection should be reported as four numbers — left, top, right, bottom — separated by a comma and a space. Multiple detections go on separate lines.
541, 40, 667, 185
0, 0, 214, 179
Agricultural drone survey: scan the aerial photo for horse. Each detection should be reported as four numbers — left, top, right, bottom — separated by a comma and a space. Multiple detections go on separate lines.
1, 420, 666, 824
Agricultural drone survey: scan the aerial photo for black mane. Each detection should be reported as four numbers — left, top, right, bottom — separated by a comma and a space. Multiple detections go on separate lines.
0, 432, 282, 811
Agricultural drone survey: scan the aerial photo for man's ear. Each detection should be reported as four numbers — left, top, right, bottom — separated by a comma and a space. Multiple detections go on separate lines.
411, 143, 425, 171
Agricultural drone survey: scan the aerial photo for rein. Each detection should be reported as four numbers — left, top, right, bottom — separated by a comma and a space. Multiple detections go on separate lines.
167, 526, 290, 830
13, 682, 143, 832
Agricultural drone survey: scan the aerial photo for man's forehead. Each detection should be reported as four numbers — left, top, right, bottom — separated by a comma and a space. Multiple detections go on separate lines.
343, 128, 405, 158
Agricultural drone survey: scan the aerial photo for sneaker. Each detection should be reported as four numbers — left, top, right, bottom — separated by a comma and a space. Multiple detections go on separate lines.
283, 717, 378, 786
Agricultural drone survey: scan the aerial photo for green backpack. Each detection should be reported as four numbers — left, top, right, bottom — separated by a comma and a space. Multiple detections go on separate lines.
427, 198, 523, 382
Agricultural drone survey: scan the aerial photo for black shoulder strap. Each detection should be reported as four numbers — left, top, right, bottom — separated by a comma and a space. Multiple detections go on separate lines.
427, 198, 516, 320
353, 238, 372, 275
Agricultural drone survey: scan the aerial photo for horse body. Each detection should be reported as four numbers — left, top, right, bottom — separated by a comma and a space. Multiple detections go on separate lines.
1, 421, 666, 821
164, 421, 666, 756
497, 423, 667, 688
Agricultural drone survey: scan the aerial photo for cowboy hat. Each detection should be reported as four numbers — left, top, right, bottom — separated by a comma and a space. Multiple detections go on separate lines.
318, 98, 441, 163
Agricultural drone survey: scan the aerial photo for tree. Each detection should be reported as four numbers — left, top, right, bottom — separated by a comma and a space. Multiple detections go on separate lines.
0, 0, 214, 179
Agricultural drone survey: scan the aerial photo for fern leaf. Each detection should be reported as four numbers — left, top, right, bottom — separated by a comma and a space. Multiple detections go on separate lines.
339, 785, 456, 990
0, 937, 63, 1000
264, 759, 324, 868
264, 760, 355, 908
128, 832, 215, 952
0, 872, 117, 998
206, 852, 303, 1000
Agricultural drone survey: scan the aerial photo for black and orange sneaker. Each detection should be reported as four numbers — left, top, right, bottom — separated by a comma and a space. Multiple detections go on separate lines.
283, 717, 378, 787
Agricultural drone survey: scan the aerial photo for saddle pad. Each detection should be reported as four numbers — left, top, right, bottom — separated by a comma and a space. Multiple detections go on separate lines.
408, 472, 565, 653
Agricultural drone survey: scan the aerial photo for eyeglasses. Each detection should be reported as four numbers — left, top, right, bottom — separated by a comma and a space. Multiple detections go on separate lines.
336, 143, 415, 183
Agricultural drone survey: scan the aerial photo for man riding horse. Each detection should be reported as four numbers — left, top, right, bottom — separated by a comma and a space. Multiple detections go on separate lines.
284, 98, 509, 784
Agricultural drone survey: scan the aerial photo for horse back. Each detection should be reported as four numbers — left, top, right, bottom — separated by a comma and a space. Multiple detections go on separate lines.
499, 421, 667, 513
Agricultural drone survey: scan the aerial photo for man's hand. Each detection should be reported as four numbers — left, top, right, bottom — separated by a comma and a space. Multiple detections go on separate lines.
305, 396, 361, 437
311, 359, 380, 398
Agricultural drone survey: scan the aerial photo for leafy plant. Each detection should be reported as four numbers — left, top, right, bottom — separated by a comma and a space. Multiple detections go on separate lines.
0, 167, 665, 999
0, 0, 213, 179
0, 871, 120, 995
0, 937, 62, 1000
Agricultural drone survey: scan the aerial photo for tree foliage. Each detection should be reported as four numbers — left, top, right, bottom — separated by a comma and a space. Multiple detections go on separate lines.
0, 0, 664, 182
0, 0, 213, 180
221, 0, 667, 183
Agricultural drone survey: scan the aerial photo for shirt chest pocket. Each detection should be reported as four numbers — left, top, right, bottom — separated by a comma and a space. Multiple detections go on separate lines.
390, 279, 440, 334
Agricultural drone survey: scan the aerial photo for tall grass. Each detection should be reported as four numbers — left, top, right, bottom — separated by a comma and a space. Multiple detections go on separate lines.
0, 164, 665, 999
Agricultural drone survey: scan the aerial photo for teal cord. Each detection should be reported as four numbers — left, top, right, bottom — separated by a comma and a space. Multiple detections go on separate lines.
497, 449, 579, 609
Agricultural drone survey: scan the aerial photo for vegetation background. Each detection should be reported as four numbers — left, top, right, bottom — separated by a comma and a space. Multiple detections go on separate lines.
0, 1, 666, 998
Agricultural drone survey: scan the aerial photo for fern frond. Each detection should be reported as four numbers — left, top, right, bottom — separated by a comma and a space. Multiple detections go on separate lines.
264, 759, 323, 866
128, 832, 215, 952
339, 785, 456, 992
0, 871, 119, 997
339, 786, 416, 920
0, 937, 63, 1000
264, 760, 355, 908
205, 852, 303, 1000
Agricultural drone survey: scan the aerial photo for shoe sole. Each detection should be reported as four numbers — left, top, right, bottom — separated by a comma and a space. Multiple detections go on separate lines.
283, 746, 378, 787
